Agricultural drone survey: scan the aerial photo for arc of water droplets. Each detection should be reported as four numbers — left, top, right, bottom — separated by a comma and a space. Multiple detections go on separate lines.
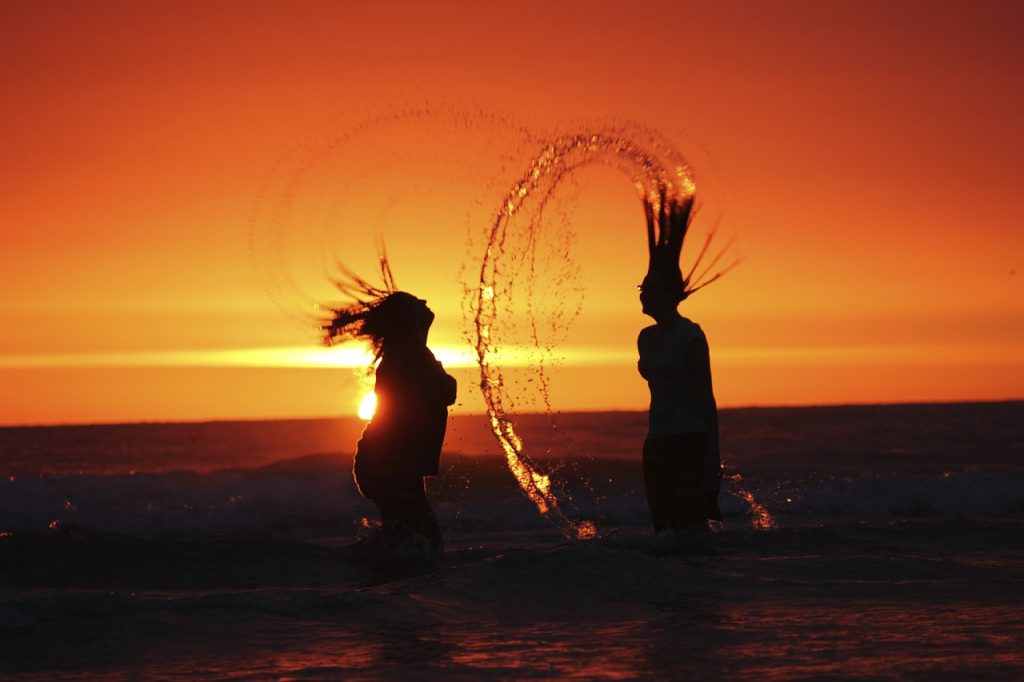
474, 131, 777, 538
474, 132, 695, 540
724, 472, 777, 530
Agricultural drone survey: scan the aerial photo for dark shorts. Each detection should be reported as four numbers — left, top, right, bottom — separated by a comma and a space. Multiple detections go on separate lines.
643, 433, 722, 529
353, 458, 442, 549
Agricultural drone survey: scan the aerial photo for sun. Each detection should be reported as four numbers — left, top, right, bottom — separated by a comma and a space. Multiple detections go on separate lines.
357, 391, 377, 421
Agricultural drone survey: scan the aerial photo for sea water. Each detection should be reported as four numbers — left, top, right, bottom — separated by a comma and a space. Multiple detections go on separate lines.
1, 402, 1022, 679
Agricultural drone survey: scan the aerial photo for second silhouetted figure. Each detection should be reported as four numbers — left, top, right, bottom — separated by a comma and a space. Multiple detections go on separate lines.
323, 257, 456, 551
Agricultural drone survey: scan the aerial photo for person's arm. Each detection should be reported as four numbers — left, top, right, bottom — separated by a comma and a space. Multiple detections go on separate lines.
637, 327, 653, 380
689, 335, 719, 456
414, 349, 456, 406
437, 362, 457, 406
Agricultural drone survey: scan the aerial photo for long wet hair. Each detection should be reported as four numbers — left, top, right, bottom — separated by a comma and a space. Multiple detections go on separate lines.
320, 246, 415, 358
643, 190, 738, 302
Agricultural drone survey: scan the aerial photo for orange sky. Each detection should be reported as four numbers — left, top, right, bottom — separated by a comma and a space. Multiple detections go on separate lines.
1, 1, 1022, 425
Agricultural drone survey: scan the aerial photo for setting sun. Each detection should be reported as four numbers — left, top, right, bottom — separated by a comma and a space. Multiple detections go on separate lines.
357, 392, 377, 421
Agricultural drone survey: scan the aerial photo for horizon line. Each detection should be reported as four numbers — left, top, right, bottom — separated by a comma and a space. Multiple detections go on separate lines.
3, 397, 1021, 430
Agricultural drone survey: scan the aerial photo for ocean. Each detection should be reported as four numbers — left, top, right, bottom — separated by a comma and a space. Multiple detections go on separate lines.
1, 402, 1022, 679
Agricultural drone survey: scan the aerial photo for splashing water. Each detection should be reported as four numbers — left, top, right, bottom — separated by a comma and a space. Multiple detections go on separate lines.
725, 472, 778, 531
472, 128, 772, 537
249, 103, 539, 331
247, 107, 774, 533
473, 130, 693, 539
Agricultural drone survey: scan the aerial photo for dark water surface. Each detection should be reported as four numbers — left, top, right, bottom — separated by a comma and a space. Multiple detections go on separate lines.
1, 402, 1022, 679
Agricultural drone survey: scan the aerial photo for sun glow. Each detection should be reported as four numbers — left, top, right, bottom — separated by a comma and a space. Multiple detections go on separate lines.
0, 344, 633, 369
1, 343, 1016, 372
357, 391, 377, 421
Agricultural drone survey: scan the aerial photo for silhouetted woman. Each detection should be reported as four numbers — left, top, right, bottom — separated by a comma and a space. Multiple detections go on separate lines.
322, 258, 456, 551
637, 194, 724, 531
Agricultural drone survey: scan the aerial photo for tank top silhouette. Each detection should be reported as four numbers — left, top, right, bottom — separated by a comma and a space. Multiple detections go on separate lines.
355, 340, 457, 480
638, 316, 707, 437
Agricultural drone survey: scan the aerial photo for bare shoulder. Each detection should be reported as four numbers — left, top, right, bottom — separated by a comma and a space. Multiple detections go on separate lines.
637, 324, 658, 347
677, 316, 703, 333
688, 333, 710, 356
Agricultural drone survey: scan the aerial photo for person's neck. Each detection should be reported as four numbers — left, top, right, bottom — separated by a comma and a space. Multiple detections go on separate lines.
382, 334, 428, 353
653, 310, 682, 327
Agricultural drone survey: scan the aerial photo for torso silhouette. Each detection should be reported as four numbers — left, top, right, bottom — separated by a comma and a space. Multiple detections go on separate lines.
355, 340, 457, 484
638, 316, 708, 437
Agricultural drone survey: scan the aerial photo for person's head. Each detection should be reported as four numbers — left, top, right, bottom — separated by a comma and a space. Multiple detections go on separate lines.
323, 290, 434, 353
362, 291, 434, 345
639, 271, 687, 320
320, 247, 434, 354
639, 189, 740, 319
642, 193, 691, 321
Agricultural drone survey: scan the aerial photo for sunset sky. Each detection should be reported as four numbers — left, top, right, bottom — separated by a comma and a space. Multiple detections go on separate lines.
2, 1, 1021, 425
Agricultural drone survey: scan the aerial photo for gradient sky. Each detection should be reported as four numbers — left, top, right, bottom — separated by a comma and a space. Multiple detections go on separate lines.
1, 1, 1022, 425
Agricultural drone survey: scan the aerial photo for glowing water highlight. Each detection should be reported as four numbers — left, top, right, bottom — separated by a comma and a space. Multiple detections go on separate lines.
474, 131, 692, 539
473, 129, 774, 536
